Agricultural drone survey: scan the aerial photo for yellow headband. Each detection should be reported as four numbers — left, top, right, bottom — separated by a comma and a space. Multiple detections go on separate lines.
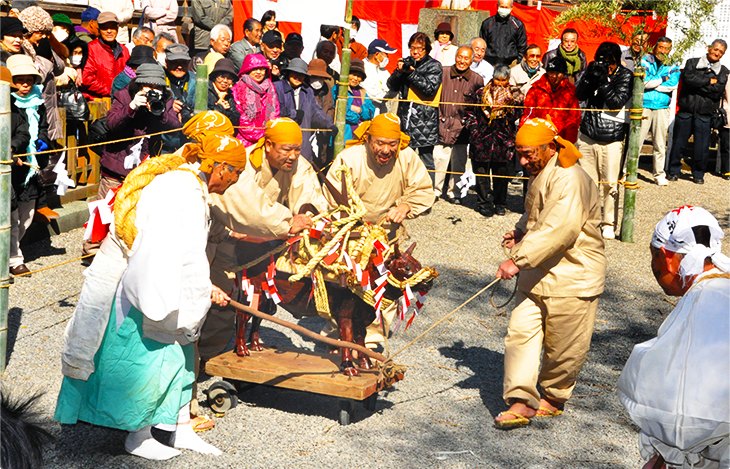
345, 113, 411, 151
183, 133, 247, 173
515, 118, 582, 168
183, 111, 234, 143
249, 118, 303, 169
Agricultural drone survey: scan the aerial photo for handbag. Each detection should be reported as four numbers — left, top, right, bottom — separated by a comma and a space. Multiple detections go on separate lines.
712, 107, 728, 130
58, 81, 90, 122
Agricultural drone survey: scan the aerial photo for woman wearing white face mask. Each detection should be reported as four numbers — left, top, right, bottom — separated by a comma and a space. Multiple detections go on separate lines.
478, 0, 527, 67
308, 58, 335, 166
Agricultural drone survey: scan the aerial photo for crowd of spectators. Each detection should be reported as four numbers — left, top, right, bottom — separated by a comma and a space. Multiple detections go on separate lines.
0, 0, 728, 277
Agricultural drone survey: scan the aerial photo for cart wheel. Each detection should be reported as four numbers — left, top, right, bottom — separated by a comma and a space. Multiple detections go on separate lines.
207, 381, 238, 414
338, 399, 354, 425
363, 392, 378, 411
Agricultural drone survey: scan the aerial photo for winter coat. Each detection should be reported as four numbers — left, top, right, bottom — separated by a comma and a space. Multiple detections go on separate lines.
641, 55, 680, 110
191, 0, 233, 50
10, 94, 48, 203
479, 14, 527, 66
274, 80, 333, 162
208, 81, 240, 128
463, 83, 523, 163
162, 70, 197, 152
33, 51, 65, 141
232, 54, 279, 145
509, 60, 545, 96
111, 68, 134, 101
542, 47, 587, 82
89, 0, 134, 44
521, 74, 581, 143
331, 84, 376, 142
576, 64, 633, 144
141, 0, 179, 40
81, 38, 130, 99
101, 84, 180, 179
228, 39, 261, 74
438, 66, 483, 145
677, 56, 729, 118
387, 56, 443, 148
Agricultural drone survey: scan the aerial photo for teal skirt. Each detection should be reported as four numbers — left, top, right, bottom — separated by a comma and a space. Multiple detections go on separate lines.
55, 300, 194, 431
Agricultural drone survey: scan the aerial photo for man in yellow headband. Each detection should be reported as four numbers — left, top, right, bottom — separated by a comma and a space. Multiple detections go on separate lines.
492, 117, 607, 429
56, 130, 248, 460
199, 117, 329, 362
324, 113, 434, 347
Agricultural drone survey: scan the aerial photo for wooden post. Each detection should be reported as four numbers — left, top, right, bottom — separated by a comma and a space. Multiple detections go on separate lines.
0, 83, 11, 373
620, 66, 645, 243
333, 0, 354, 156
194, 64, 208, 114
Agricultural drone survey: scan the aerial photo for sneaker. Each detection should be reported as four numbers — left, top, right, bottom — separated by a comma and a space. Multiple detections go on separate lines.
602, 226, 615, 240
655, 176, 668, 186
478, 206, 494, 218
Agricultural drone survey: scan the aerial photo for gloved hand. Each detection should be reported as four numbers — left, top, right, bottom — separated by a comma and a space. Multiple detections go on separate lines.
36, 139, 48, 152
329, 125, 339, 138
295, 109, 305, 124
130, 90, 148, 111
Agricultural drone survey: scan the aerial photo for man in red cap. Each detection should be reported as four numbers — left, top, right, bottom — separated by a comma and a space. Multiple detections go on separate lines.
494, 117, 606, 429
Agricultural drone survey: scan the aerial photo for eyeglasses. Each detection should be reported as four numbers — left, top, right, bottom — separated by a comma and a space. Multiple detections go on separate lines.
410, 46, 425, 52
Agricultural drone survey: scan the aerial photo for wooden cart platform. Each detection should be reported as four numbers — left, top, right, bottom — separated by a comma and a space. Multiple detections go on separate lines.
204, 346, 384, 424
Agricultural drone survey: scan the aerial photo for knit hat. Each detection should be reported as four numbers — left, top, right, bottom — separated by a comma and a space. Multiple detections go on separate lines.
284, 58, 309, 75
134, 63, 166, 86
126, 45, 157, 67
1, 17, 26, 36
6, 54, 42, 84
80, 7, 100, 23
349, 58, 367, 80
165, 43, 191, 62
307, 59, 330, 79
18, 5, 53, 33
546, 55, 568, 74
210, 58, 238, 81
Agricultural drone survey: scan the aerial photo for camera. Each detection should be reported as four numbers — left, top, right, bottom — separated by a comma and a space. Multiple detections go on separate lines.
402, 56, 417, 70
587, 60, 609, 79
145, 89, 165, 116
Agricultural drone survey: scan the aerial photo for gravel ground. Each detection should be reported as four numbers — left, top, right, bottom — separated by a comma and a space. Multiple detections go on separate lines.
3, 161, 729, 469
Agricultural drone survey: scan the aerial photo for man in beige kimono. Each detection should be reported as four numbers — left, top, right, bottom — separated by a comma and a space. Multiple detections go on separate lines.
493, 118, 606, 429
199, 117, 329, 361
324, 113, 434, 346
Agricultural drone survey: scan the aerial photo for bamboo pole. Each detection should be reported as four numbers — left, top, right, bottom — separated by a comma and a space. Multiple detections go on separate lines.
0, 83, 11, 373
194, 64, 208, 114
333, 0, 354, 155
620, 66, 645, 243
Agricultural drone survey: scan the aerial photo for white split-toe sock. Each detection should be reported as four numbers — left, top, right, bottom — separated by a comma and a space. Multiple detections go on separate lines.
125, 426, 181, 460
172, 404, 222, 455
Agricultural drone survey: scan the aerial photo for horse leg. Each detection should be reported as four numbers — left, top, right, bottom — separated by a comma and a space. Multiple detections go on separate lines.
336, 296, 359, 376
353, 303, 373, 370
235, 309, 251, 357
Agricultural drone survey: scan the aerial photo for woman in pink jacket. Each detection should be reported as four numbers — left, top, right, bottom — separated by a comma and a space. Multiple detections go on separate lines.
232, 53, 279, 146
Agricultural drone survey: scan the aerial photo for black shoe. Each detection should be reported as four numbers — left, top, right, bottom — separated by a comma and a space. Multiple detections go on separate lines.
478, 206, 494, 218
723, 175, 730, 181
667, 174, 678, 181
10, 264, 31, 277
693, 177, 704, 185
81, 255, 94, 267
450, 197, 462, 205
495, 205, 506, 216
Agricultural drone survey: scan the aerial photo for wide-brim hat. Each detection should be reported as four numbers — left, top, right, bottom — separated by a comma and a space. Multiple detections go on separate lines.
210, 58, 238, 80
349, 58, 367, 80
127, 45, 157, 67
307, 58, 331, 79
284, 58, 309, 76
134, 63, 166, 86
6, 54, 42, 84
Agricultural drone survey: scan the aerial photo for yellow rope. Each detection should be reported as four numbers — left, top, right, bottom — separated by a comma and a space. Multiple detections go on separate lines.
1, 254, 96, 287
429, 169, 641, 186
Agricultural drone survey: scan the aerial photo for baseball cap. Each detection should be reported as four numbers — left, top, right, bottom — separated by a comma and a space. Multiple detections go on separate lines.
262, 30, 283, 46
368, 39, 397, 56
165, 43, 191, 61
285, 32, 303, 45
97, 12, 119, 25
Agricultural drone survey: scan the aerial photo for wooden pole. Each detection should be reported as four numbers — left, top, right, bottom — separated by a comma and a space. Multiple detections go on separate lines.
0, 83, 11, 373
620, 66, 644, 243
194, 64, 208, 114
333, 0, 354, 156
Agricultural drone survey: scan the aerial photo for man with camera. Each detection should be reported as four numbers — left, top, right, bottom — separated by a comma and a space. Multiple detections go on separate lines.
162, 43, 197, 152
575, 42, 633, 240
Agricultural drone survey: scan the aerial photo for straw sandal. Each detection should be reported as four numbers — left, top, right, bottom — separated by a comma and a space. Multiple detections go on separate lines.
494, 411, 531, 429
535, 407, 563, 418
191, 415, 215, 432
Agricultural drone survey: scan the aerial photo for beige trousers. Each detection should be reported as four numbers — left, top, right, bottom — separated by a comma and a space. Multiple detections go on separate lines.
638, 107, 670, 180
503, 290, 599, 410
577, 134, 623, 228
433, 144, 468, 198
10, 200, 35, 268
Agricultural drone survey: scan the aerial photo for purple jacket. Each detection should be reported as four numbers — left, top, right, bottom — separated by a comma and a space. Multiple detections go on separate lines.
101, 86, 181, 179
273, 80, 333, 162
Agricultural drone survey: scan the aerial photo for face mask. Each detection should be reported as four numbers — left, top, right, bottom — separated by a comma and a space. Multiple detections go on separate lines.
310, 79, 323, 90
52, 27, 69, 43
70, 55, 82, 66
498, 7, 512, 17
379, 55, 389, 69
156, 53, 166, 67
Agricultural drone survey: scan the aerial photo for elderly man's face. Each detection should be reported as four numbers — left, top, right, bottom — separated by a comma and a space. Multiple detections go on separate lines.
631, 34, 649, 54
265, 140, 300, 171
98, 21, 118, 42
211, 30, 231, 54
650, 245, 687, 296
367, 135, 399, 166
708, 42, 727, 63
454, 47, 473, 72
156, 38, 173, 55
654, 41, 672, 62
284, 41, 304, 59
517, 142, 555, 176
471, 38, 486, 63
135, 30, 154, 47
167, 59, 189, 78
317, 42, 336, 65
525, 47, 542, 69
208, 164, 244, 194
245, 22, 262, 45
561, 32, 578, 53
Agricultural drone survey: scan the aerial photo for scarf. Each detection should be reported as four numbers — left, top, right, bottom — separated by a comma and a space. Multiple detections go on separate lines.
558, 46, 582, 76
233, 75, 278, 122
11, 85, 45, 184
521, 60, 541, 78
124, 65, 136, 79
431, 41, 451, 63
697, 55, 723, 75
481, 81, 514, 123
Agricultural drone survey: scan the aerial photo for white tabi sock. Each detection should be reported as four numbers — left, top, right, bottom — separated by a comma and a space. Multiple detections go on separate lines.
125, 426, 181, 460
172, 404, 222, 455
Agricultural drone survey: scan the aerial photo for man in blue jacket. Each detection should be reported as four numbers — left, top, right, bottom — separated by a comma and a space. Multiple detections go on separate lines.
639, 37, 680, 187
